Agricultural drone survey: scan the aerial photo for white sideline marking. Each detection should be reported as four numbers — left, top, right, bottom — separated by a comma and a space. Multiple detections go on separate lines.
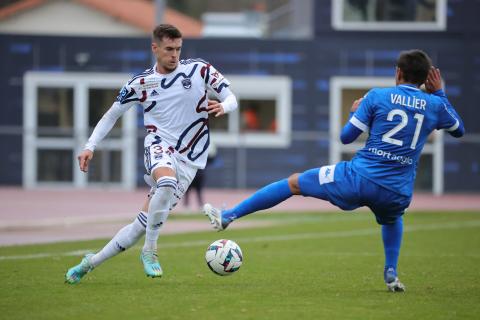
1, 220, 479, 261
0, 249, 93, 261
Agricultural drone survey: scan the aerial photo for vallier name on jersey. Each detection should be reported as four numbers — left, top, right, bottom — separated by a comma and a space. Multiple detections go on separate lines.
390, 94, 426, 110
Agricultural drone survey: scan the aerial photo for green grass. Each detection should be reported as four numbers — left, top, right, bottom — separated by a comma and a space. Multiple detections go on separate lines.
1, 211, 479, 320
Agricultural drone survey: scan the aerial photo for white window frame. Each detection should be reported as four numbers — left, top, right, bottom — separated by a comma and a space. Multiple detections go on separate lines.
332, 0, 447, 31
329, 76, 444, 194
211, 75, 292, 148
23, 71, 136, 189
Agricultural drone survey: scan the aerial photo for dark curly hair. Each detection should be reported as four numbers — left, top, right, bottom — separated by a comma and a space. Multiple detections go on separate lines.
152, 24, 182, 42
396, 49, 432, 86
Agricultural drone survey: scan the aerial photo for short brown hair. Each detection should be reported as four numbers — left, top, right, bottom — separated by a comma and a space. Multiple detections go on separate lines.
396, 49, 432, 86
152, 24, 182, 42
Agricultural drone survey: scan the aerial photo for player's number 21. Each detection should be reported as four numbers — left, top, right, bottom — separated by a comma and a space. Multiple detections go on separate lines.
382, 109, 424, 150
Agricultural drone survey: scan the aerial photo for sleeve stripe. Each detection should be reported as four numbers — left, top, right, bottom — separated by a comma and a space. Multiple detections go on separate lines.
446, 120, 459, 132
350, 116, 368, 132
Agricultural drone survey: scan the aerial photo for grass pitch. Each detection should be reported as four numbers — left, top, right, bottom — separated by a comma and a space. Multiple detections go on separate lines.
0, 211, 479, 320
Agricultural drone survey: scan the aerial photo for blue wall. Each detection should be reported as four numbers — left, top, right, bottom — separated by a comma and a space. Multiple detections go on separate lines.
1, 0, 479, 191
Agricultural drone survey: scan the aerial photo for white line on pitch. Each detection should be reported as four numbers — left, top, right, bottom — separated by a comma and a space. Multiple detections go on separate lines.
0, 220, 479, 261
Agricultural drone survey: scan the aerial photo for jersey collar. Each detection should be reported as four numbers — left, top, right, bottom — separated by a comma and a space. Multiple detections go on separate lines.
153, 63, 178, 76
398, 84, 420, 91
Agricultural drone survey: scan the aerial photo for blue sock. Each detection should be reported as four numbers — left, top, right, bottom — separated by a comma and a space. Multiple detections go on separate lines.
382, 216, 403, 271
223, 179, 293, 222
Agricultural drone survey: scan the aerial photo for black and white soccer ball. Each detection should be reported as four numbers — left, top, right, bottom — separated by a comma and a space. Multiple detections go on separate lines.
205, 239, 243, 276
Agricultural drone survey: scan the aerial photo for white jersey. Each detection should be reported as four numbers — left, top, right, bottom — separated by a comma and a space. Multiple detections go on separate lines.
85, 58, 236, 169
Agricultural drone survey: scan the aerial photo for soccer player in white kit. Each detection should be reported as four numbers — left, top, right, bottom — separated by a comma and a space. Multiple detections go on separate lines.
65, 24, 238, 283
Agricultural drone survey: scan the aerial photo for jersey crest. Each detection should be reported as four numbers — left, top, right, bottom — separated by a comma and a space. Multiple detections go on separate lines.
182, 78, 192, 89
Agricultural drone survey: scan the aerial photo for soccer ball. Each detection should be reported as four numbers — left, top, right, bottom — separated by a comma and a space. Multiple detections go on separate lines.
205, 239, 243, 276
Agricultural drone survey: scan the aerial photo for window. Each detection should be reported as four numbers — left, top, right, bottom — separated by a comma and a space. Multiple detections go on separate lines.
210, 75, 291, 148
330, 76, 444, 194
239, 99, 277, 133
332, 0, 447, 31
87, 149, 122, 183
88, 88, 122, 138
37, 87, 74, 137
37, 149, 73, 182
23, 72, 136, 189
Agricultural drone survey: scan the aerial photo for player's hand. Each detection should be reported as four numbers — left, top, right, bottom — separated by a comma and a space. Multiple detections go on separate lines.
425, 66, 443, 93
77, 149, 93, 172
207, 100, 225, 117
351, 98, 363, 113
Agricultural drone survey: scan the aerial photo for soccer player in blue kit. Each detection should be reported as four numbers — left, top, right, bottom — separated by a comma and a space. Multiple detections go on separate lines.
204, 49, 465, 292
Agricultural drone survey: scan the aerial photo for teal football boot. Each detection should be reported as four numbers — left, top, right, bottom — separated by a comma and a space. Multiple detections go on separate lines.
65, 254, 94, 284
140, 250, 163, 278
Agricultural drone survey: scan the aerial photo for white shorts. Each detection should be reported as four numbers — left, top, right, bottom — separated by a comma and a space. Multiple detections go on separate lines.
144, 134, 197, 209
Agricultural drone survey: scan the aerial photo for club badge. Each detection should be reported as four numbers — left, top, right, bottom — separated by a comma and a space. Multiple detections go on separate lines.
182, 78, 192, 89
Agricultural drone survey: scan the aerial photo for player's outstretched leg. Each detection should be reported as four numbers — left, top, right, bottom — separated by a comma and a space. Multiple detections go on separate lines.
64, 211, 147, 284
204, 179, 293, 231
382, 217, 405, 292
65, 254, 94, 284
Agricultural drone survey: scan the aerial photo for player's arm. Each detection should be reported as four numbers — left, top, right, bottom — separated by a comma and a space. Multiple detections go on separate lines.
203, 64, 238, 117
78, 84, 138, 172
425, 67, 465, 138
340, 98, 368, 144
436, 95, 465, 138
207, 88, 237, 117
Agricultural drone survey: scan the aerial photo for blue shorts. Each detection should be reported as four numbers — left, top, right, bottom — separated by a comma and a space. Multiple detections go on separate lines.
298, 161, 411, 225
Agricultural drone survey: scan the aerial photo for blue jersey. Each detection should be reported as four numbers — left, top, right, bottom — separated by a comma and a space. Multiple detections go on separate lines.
349, 84, 463, 196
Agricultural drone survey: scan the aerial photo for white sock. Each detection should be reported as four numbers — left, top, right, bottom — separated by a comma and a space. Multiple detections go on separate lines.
143, 177, 177, 252
90, 211, 147, 267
